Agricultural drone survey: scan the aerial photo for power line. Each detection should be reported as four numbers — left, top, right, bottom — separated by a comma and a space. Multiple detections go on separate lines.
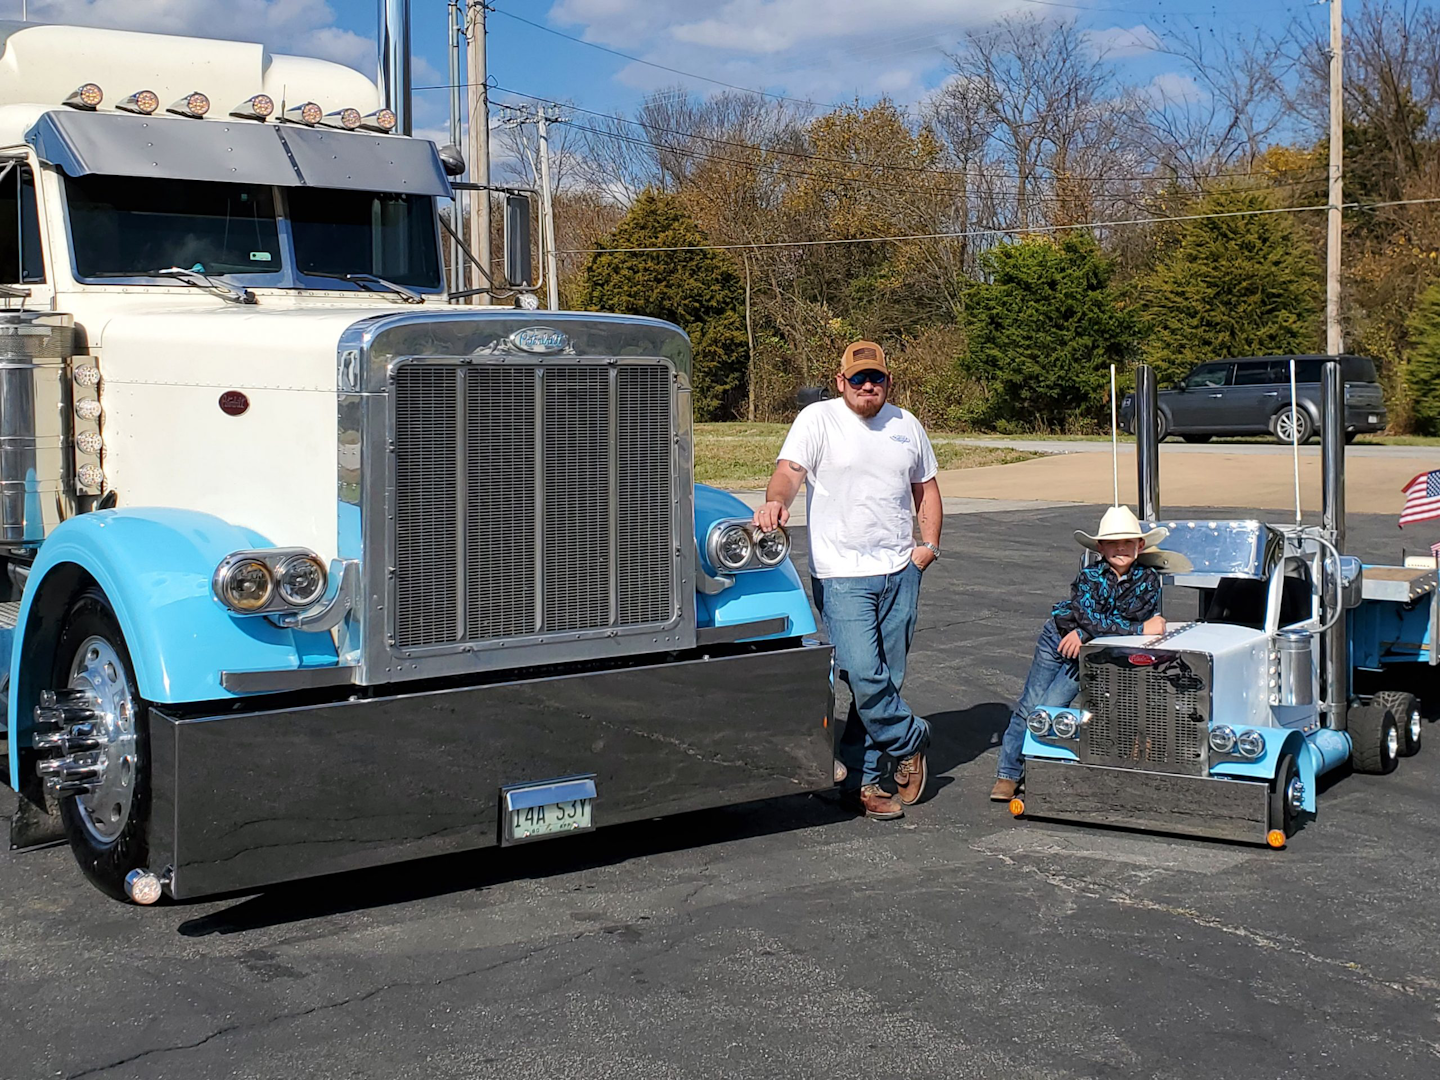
555, 196, 1440, 257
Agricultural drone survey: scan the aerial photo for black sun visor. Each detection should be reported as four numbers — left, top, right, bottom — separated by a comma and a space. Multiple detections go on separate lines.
25, 110, 451, 197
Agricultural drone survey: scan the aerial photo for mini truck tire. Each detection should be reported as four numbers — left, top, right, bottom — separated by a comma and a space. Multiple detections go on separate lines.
1269, 752, 1301, 840
1372, 691, 1421, 757
1348, 701, 1400, 775
52, 588, 153, 901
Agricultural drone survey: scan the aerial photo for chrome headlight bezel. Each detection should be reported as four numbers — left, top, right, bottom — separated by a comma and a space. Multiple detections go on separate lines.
1051, 710, 1082, 739
1236, 729, 1266, 759
1026, 710, 1051, 737
214, 548, 329, 616
1208, 725, 1237, 754
705, 517, 790, 574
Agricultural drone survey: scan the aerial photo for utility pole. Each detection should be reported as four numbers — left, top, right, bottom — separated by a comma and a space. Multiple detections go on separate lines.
1326, 0, 1344, 355
466, 1, 492, 304
447, 0, 464, 295
536, 108, 560, 310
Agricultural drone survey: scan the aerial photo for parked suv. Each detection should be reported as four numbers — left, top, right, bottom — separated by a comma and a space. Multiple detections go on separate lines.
1121, 355, 1387, 443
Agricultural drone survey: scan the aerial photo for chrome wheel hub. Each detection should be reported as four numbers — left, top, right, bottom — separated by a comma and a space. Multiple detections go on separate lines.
1277, 413, 1301, 440
1409, 708, 1422, 743
1386, 725, 1399, 760
1286, 775, 1306, 814
34, 635, 137, 842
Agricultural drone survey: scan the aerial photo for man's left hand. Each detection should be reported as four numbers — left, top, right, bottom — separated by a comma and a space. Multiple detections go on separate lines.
910, 545, 937, 571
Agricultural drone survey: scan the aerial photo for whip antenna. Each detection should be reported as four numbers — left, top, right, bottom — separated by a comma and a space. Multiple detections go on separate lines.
1290, 357, 1302, 527
1111, 364, 1120, 507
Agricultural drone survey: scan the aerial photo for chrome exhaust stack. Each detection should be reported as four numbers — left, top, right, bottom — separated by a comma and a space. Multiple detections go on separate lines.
378, 0, 412, 136
1320, 360, 1348, 729
1134, 364, 1161, 522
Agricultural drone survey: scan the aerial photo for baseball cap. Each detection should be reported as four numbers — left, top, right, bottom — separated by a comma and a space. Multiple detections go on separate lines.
838, 340, 888, 379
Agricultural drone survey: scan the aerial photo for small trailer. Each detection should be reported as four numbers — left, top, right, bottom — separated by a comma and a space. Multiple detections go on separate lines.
1013, 362, 1430, 846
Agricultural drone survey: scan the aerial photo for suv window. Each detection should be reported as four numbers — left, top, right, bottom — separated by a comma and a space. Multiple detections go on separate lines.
1341, 356, 1378, 383
1184, 363, 1231, 389
1233, 361, 1282, 385
0, 161, 45, 284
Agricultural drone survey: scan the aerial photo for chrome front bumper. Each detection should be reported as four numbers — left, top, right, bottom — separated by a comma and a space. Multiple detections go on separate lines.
149, 641, 834, 898
1020, 758, 1271, 844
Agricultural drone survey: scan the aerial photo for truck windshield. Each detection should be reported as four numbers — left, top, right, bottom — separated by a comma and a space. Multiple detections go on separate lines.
288, 188, 440, 290
66, 175, 281, 278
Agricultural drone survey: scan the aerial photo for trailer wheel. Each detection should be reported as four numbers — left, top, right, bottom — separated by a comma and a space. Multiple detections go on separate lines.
1348, 702, 1399, 775
45, 588, 151, 901
1268, 753, 1302, 844
1372, 691, 1421, 756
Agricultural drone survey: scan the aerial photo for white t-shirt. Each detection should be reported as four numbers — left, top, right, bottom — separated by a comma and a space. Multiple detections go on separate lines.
777, 398, 938, 579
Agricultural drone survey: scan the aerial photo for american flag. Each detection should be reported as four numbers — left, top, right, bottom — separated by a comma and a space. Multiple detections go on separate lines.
1399, 470, 1440, 527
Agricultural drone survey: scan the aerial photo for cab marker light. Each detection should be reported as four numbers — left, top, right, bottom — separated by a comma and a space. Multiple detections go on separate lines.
117, 90, 159, 115
168, 92, 210, 118
360, 108, 398, 133
284, 102, 324, 126
322, 107, 363, 130
64, 83, 103, 110
230, 94, 275, 121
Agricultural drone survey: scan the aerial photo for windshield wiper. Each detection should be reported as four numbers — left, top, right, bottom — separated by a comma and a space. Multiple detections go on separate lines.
304, 271, 423, 305
155, 267, 255, 305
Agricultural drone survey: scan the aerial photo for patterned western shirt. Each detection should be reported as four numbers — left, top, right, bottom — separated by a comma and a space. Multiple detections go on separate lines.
1052, 562, 1162, 642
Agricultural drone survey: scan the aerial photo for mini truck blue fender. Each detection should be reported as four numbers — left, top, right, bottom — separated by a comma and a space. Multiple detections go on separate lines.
8, 508, 339, 787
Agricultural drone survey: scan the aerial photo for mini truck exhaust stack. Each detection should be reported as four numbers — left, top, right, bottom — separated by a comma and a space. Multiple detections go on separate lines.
0, 16, 833, 902
1014, 362, 1431, 846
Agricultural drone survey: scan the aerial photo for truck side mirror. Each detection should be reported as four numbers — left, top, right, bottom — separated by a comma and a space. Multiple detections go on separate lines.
504, 193, 534, 289
437, 143, 466, 177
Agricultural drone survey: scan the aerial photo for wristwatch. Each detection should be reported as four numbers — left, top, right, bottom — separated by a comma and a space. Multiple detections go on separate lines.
918, 542, 940, 561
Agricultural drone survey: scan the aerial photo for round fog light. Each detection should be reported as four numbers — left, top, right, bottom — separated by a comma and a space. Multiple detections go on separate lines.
222, 559, 273, 612
1236, 729, 1265, 759
1026, 710, 1051, 736
277, 555, 327, 607
714, 524, 753, 571
754, 527, 789, 567
1208, 726, 1236, 754
1051, 711, 1079, 739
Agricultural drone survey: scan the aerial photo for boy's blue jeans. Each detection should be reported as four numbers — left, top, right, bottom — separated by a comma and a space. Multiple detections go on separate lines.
812, 563, 930, 788
997, 619, 1081, 782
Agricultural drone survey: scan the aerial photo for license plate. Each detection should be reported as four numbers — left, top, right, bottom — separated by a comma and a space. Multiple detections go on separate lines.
501, 776, 596, 845
1369, 414, 1379, 423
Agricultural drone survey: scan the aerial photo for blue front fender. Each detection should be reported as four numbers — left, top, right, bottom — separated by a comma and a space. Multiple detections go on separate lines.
8, 509, 339, 785
693, 484, 817, 640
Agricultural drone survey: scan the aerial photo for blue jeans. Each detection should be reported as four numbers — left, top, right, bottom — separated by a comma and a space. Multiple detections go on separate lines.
997, 619, 1081, 781
813, 563, 930, 787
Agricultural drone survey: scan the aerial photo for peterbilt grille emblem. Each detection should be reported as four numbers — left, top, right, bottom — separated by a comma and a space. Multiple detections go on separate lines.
218, 391, 250, 416
509, 326, 570, 354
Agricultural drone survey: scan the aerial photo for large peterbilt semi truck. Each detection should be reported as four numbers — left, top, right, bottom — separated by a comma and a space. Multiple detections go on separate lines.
1013, 363, 1431, 845
0, 20, 831, 903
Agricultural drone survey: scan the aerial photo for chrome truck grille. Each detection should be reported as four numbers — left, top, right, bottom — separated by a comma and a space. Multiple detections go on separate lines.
391, 360, 676, 650
1077, 647, 1212, 776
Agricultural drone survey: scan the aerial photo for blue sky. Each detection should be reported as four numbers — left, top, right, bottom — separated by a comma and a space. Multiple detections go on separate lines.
10, 0, 1345, 141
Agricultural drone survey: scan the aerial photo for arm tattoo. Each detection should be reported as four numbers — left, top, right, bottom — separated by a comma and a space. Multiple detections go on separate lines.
786, 462, 805, 473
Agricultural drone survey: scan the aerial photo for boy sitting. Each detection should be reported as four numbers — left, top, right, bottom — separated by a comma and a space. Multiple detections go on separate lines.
990, 506, 1169, 802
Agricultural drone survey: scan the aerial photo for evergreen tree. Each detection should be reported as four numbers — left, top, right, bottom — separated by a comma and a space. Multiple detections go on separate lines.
577, 190, 747, 419
1138, 190, 1322, 384
959, 233, 1136, 430
1406, 280, 1440, 435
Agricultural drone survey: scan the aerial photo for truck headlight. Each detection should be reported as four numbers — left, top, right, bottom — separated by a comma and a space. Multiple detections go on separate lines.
217, 558, 274, 612
1236, 730, 1265, 759
1051, 710, 1080, 739
1026, 710, 1051, 736
1208, 726, 1237, 754
713, 524, 753, 571
705, 519, 791, 573
276, 555, 327, 607
754, 528, 790, 567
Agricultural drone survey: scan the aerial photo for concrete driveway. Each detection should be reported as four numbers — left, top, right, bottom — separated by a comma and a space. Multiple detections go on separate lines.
2, 505, 1437, 1079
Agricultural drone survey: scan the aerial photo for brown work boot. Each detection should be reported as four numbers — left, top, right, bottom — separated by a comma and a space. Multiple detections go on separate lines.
990, 777, 1019, 802
847, 783, 904, 820
894, 751, 927, 805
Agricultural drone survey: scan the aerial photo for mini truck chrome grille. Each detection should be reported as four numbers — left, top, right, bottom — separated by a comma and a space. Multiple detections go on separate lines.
391, 359, 675, 650
1078, 647, 1212, 776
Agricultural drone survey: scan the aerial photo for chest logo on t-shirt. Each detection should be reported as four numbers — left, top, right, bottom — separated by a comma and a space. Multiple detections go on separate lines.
890, 434, 911, 444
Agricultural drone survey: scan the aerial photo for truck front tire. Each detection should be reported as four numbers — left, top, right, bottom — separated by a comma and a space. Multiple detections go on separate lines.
1348, 702, 1399, 775
50, 588, 152, 901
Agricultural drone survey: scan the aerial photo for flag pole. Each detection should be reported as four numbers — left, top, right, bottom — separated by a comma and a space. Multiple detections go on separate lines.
1110, 364, 1119, 507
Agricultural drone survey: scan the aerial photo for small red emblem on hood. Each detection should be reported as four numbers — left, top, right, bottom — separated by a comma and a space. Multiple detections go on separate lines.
1128, 653, 1157, 666
219, 391, 249, 416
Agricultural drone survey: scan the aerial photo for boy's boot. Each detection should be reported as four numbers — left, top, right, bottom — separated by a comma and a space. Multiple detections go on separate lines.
990, 777, 1019, 802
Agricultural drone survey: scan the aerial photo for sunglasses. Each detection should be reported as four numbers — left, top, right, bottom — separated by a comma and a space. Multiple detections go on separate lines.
845, 370, 888, 388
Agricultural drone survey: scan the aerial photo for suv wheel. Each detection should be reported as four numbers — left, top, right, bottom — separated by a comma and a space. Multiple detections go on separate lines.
1272, 407, 1313, 444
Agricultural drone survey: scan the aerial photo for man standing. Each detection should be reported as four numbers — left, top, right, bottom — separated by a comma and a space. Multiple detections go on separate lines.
755, 341, 942, 819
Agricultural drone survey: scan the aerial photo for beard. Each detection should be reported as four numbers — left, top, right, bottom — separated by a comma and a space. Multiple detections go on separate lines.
846, 393, 884, 419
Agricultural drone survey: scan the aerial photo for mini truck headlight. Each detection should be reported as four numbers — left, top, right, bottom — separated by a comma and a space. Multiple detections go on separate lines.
1236, 729, 1266, 759
276, 555, 327, 607
1209, 725, 1237, 754
218, 558, 273, 613
713, 524, 753, 571
1051, 710, 1081, 739
754, 527, 790, 567
1026, 710, 1051, 736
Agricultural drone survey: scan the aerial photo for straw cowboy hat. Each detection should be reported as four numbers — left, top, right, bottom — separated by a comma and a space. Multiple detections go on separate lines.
1074, 506, 1193, 572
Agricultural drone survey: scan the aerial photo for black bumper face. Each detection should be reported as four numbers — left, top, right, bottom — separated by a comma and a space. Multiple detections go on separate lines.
1020, 759, 1271, 844
149, 643, 834, 898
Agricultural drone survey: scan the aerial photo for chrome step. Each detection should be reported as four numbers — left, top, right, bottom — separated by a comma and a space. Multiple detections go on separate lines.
0, 600, 18, 631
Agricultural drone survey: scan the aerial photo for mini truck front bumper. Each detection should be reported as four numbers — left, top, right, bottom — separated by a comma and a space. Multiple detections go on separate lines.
147, 640, 834, 899
1020, 758, 1272, 844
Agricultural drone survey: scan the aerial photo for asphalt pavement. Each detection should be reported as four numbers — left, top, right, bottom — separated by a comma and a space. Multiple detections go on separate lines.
2, 505, 1438, 1080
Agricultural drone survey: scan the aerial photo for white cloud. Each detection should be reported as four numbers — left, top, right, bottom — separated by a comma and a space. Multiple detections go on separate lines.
1083, 24, 1160, 59
1145, 70, 1206, 106
24, 0, 374, 72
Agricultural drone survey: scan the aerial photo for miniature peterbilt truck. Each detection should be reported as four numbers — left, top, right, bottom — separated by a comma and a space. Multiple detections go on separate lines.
1013, 362, 1430, 846
0, 17, 831, 903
